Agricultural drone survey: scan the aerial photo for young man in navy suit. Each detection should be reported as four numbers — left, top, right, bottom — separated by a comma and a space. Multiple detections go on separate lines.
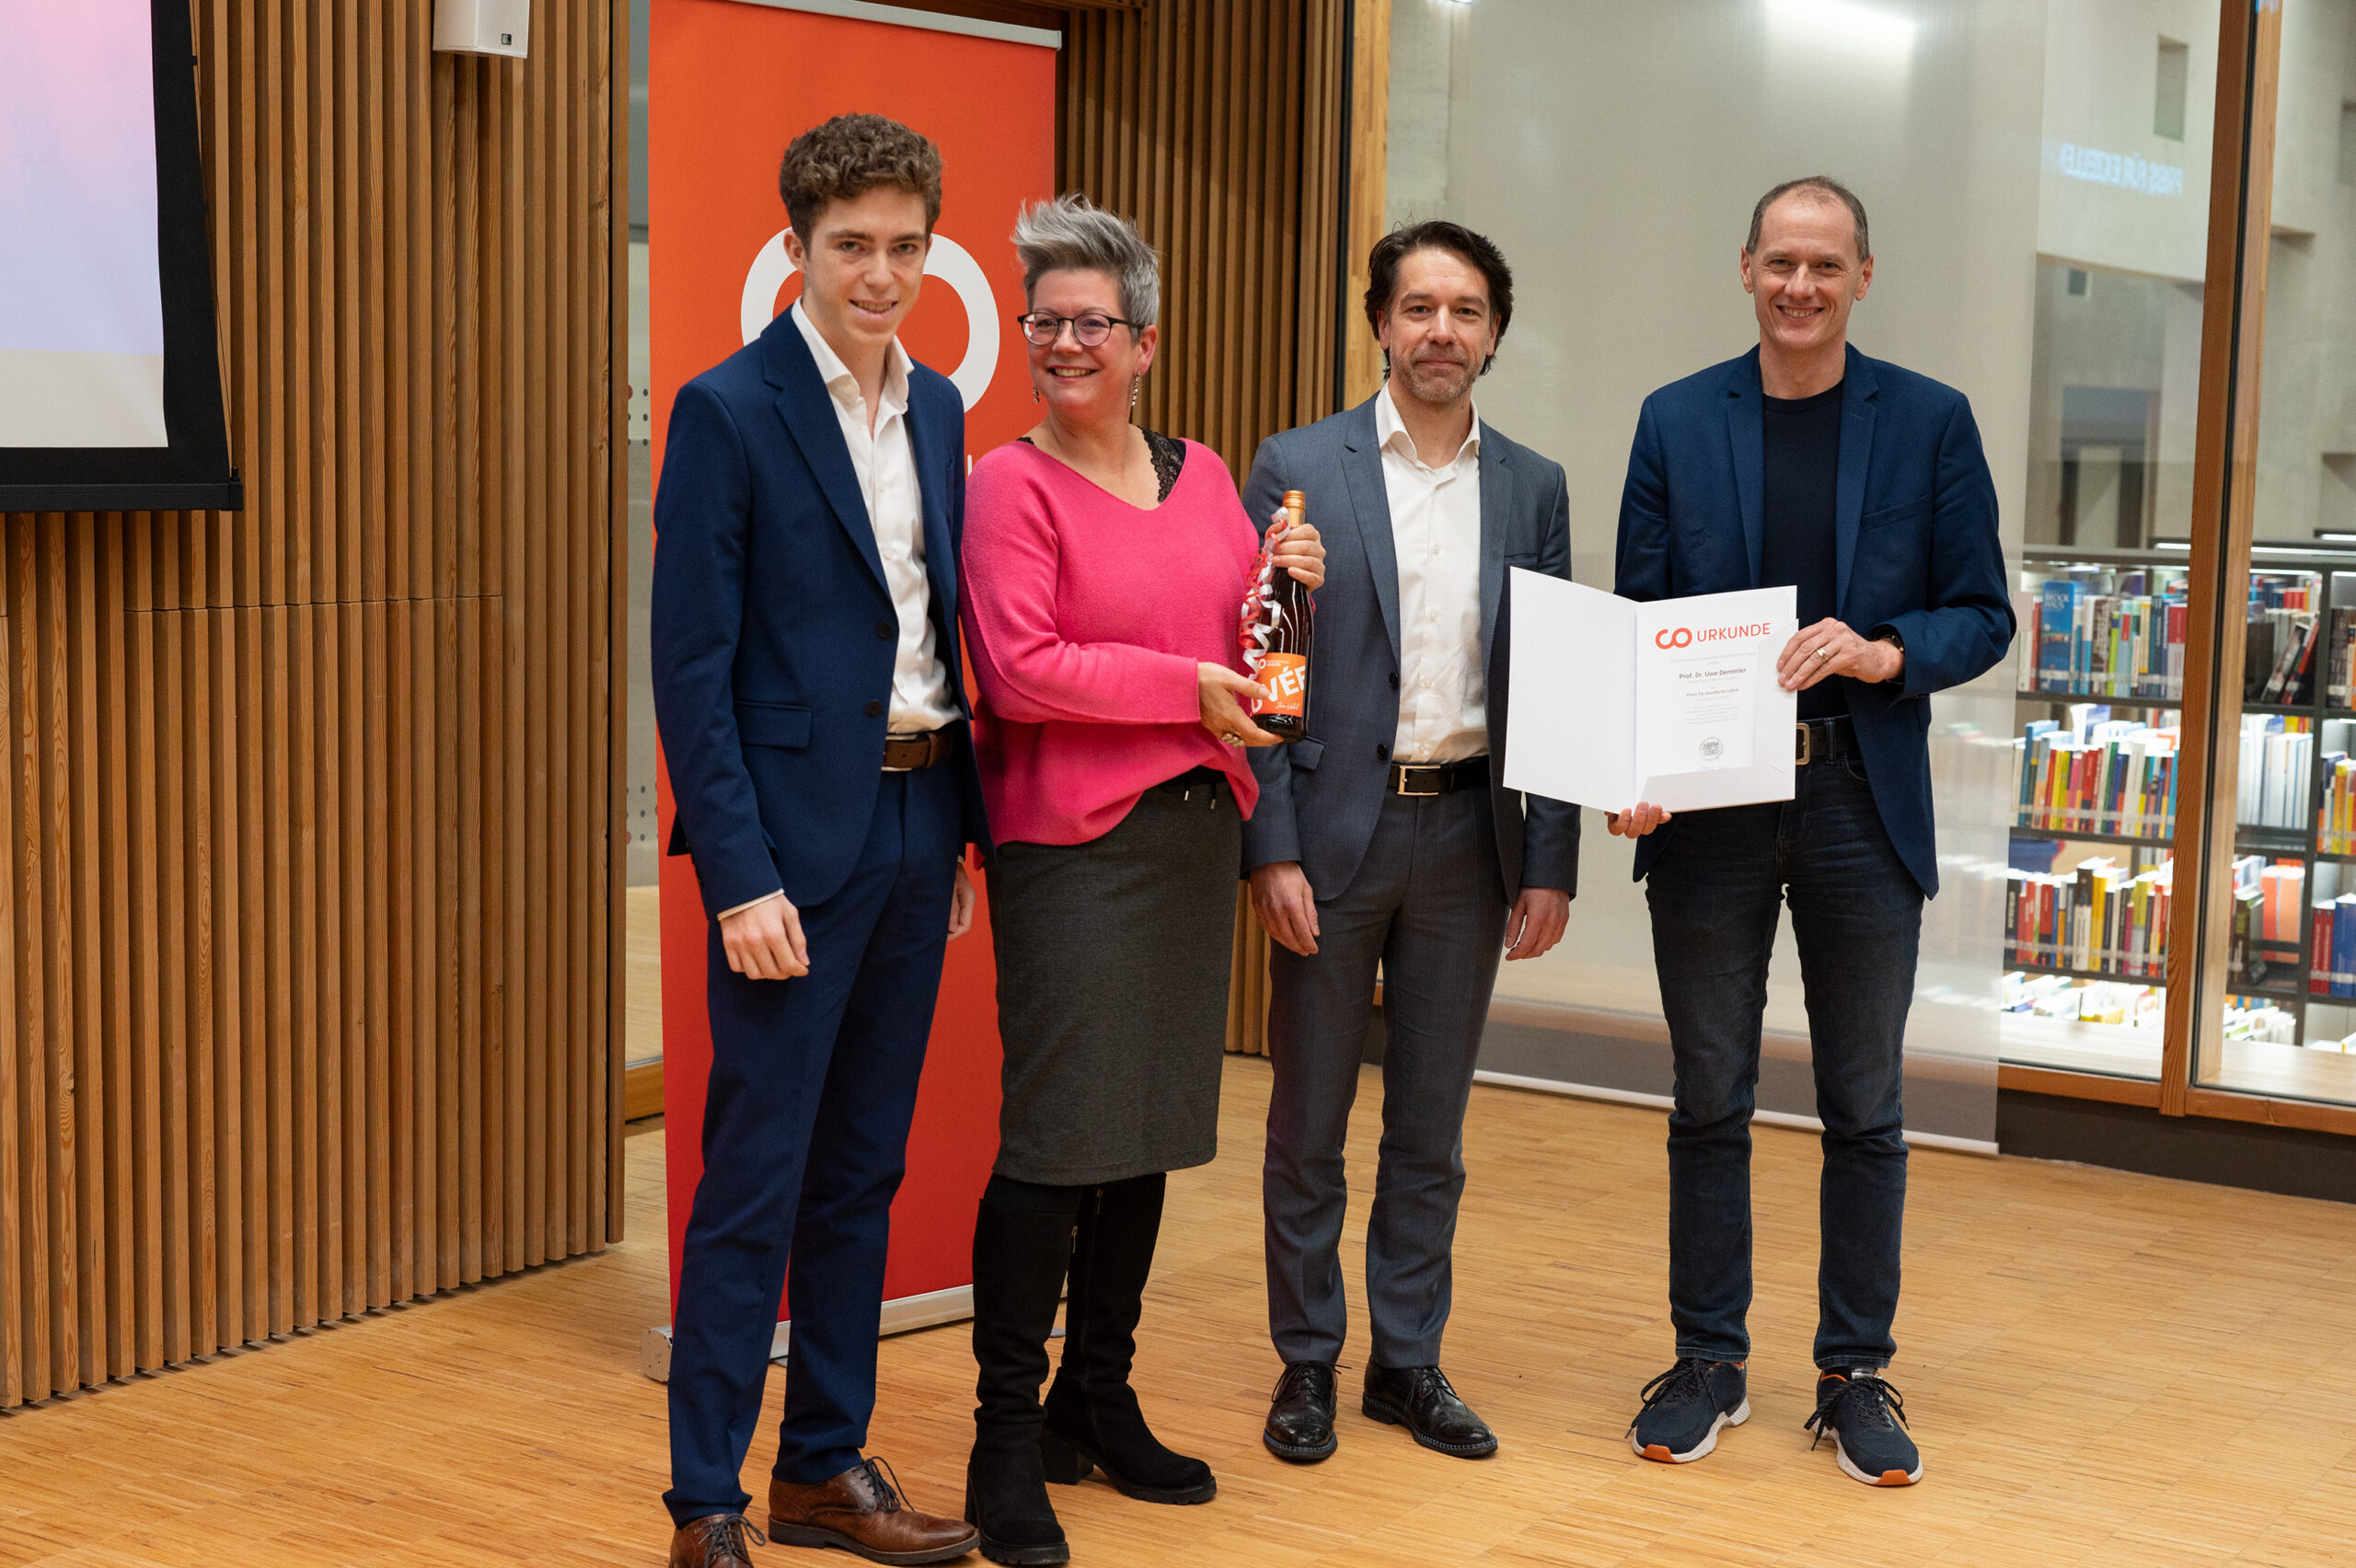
652, 114, 987, 1568
1611, 179, 2012, 1488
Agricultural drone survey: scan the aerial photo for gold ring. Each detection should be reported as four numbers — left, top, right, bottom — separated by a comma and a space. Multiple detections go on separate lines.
1814, 646, 1833, 662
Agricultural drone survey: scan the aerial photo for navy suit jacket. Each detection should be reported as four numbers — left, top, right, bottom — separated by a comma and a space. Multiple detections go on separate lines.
1615, 344, 2013, 897
1240, 397, 1581, 904
651, 311, 989, 920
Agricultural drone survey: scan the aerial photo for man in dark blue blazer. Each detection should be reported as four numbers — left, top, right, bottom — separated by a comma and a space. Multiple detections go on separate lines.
1612, 178, 2011, 1490
651, 116, 986, 1568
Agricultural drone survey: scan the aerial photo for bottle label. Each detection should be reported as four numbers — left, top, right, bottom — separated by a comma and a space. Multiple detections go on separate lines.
1256, 651, 1309, 718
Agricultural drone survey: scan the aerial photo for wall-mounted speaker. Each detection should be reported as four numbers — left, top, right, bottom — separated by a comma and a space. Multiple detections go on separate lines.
433, 0, 530, 60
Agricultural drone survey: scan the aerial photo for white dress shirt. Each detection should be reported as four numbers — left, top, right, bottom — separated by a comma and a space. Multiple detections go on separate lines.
718, 306, 958, 921
792, 301, 960, 733
1375, 384, 1487, 765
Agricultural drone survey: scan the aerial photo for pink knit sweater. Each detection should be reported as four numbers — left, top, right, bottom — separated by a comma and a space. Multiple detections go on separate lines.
960, 437, 1263, 847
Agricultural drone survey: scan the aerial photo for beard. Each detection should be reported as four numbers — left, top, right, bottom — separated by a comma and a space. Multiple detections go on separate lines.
1398, 352, 1476, 406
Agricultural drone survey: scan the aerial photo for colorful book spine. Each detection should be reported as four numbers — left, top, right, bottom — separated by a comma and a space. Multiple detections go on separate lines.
2038, 580, 2080, 691
2313, 901, 2336, 996
2022, 578, 2189, 698
2010, 723, 2177, 838
2004, 857, 2171, 979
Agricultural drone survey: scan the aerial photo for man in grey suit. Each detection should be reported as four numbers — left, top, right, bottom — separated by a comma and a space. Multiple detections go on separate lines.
1242, 221, 1579, 1465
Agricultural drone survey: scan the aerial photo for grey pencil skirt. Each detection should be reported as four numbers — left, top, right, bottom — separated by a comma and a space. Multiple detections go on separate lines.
987, 774, 1242, 1186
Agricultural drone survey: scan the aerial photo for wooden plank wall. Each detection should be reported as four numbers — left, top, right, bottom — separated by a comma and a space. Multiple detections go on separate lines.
1059, 0, 1350, 481
1059, 0, 1357, 1057
0, 1, 624, 1409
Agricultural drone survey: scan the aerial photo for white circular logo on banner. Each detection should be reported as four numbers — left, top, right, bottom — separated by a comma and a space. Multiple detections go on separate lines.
740, 232, 1000, 410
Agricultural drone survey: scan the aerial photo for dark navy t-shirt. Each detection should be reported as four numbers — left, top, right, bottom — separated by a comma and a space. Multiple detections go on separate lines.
1760, 382, 1847, 721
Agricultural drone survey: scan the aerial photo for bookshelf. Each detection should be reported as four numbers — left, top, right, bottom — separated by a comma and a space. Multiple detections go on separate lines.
2007, 545, 2356, 1098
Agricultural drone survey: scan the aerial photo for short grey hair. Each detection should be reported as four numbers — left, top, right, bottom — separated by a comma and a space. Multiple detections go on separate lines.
1012, 194, 1161, 329
1747, 175, 1872, 262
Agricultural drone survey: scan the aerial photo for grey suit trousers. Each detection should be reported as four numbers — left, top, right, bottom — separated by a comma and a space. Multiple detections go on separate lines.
1264, 784, 1508, 1369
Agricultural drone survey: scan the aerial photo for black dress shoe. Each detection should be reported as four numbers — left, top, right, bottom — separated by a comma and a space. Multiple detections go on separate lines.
1262, 1361, 1338, 1463
1362, 1365, 1498, 1458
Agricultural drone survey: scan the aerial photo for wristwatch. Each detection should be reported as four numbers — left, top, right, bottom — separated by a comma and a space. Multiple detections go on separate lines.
1873, 627, 1906, 684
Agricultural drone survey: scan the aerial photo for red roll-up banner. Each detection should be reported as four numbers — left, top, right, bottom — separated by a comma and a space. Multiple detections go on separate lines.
649, 0, 1055, 1332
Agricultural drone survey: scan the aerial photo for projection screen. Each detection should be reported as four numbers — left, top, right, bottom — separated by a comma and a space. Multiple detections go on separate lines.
0, 0, 238, 512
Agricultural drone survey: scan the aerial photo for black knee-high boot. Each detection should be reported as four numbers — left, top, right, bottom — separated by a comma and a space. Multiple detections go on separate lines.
1040, 1174, 1217, 1505
965, 1193, 1076, 1566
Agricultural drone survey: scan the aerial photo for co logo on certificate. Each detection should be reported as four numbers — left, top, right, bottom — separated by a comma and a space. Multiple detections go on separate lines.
1655, 627, 1696, 649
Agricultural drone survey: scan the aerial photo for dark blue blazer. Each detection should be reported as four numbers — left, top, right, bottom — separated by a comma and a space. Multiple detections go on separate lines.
652, 310, 989, 919
1615, 345, 2013, 897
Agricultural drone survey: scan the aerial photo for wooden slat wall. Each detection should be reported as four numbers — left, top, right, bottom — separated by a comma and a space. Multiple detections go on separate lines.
1060, 0, 1357, 1057
0, 0, 624, 1409
1060, 0, 1349, 480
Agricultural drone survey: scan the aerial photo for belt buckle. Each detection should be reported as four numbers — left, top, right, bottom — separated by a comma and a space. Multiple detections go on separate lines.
1396, 764, 1443, 798
1794, 722, 1814, 767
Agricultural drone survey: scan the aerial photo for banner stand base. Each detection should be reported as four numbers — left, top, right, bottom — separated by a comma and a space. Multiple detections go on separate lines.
641, 1285, 976, 1382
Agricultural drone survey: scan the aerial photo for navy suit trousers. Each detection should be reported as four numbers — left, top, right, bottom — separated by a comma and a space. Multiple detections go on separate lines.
664, 764, 961, 1526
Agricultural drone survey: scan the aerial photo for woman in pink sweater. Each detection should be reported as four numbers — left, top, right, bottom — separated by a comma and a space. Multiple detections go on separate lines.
956, 196, 1322, 1566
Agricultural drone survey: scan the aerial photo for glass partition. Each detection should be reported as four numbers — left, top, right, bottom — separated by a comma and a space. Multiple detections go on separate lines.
1394, 0, 2223, 1142
2003, 549, 2188, 1078
2189, 0, 2356, 1107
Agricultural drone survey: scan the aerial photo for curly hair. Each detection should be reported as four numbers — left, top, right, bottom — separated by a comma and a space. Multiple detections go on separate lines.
778, 113, 943, 241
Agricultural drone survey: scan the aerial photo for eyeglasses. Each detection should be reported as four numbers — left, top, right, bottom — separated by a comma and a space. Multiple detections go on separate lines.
1015, 311, 1138, 348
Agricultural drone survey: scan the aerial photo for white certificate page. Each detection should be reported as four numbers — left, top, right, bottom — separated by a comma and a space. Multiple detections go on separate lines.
1630, 588, 1796, 811
1503, 573, 1796, 814
1641, 652, 1759, 773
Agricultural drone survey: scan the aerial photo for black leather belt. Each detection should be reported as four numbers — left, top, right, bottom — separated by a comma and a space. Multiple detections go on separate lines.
1389, 754, 1490, 797
882, 724, 963, 771
1154, 765, 1229, 801
1794, 716, 1861, 767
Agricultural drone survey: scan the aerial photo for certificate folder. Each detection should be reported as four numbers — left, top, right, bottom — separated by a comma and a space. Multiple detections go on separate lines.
1505, 571, 1797, 813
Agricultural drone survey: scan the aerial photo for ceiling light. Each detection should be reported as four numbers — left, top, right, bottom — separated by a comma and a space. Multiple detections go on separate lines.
1764, 0, 1919, 58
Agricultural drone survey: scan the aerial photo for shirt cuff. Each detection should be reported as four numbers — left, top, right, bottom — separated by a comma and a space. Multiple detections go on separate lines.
718, 889, 785, 920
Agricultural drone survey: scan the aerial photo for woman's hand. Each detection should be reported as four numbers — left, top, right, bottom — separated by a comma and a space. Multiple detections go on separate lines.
1201, 663, 1278, 748
1269, 513, 1326, 592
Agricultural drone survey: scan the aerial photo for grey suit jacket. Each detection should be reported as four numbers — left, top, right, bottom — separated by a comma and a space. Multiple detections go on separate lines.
1239, 396, 1580, 904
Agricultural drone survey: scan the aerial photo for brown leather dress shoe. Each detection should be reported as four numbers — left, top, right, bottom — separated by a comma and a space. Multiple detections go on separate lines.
672, 1513, 767, 1567
768, 1458, 979, 1565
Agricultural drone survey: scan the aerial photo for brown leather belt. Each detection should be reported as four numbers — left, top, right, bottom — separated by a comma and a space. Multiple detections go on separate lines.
882, 724, 962, 772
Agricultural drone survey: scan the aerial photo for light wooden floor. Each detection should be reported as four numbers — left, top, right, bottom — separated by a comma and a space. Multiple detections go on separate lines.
7, 1056, 2356, 1567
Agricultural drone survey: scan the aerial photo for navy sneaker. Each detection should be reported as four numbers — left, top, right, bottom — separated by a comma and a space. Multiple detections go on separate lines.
1804, 1368, 1922, 1486
1628, 1358, 1749, 1463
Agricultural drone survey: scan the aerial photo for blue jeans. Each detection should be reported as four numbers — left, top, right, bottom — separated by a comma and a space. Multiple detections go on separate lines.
1643, 753, 1922, 1371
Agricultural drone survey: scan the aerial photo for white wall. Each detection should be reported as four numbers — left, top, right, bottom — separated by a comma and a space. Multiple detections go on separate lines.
2253, 0, 2356, 543
2036, 0, 2216, 282
1401, 0, 2094, 1141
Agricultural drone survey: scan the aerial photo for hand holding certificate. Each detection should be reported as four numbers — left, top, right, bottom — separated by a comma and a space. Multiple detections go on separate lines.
1502, 572, 1798, 825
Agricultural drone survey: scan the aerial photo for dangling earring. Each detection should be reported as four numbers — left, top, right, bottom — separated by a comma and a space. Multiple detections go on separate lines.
1033, 384, 1041, 403
1131, 375, 1142, 412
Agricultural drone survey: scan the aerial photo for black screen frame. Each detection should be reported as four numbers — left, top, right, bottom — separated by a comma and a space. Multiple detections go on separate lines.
0, 0, 241, 513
